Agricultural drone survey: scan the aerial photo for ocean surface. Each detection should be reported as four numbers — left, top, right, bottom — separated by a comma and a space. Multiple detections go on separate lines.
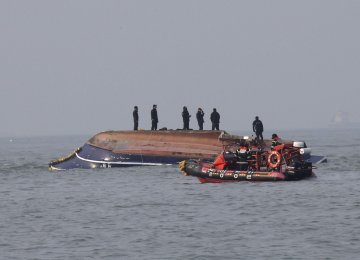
0, 128, 359, 260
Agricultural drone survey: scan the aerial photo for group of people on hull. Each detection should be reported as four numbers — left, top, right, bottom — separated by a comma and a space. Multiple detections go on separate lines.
132, 105, 221, 131
132, 105, 279, 144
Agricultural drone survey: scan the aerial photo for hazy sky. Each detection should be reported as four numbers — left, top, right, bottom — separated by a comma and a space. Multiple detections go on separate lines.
1, 0, 359, 137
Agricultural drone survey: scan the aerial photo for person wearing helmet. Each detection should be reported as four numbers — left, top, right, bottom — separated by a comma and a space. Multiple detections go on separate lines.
271, 133, 281, 148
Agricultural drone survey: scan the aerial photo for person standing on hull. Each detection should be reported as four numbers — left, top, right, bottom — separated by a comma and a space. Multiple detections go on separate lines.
252, 116, 264, 142
196, 107, 205, 130
151, 104, 158, 130
210, 108, 220, 130
133, 106, 139, 130
182, 106, 191, 130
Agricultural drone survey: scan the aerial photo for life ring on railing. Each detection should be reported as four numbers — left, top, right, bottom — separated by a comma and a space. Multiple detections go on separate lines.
268, 151, 282, 169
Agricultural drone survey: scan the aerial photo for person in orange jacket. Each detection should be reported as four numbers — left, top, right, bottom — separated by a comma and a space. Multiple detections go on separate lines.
213, 152, 227, 170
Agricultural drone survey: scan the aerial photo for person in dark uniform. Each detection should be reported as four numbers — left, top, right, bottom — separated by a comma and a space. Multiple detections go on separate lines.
196, 107, 205, 130
182, 106, 191, 130
252, 116, 264, 141
151, 104, 158, 130
133, 106, 139, 130
271, 133, 281, 148
210, 108, 220, 130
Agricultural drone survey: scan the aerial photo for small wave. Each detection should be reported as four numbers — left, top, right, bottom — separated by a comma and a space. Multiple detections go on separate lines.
0, 162, 48, 173
318, 143, 360, 148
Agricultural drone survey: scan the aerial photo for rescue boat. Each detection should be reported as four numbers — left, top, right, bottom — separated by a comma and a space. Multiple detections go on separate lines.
179, 141, 316, 183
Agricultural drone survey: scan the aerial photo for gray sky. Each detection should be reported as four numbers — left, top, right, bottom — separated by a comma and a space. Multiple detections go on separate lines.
1, 0, 359, 137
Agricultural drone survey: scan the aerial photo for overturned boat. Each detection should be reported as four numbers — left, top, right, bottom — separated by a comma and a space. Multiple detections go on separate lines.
179, 141, 318, 183
49, 130, 326, 170
49, 130, 227, 170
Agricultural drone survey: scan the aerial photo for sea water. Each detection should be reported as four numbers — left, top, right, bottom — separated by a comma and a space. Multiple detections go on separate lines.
0, 129, 359, 259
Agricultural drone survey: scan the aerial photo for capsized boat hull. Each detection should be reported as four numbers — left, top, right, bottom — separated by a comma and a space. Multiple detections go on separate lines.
49, 130, 226, 170
49, 143, 198, 170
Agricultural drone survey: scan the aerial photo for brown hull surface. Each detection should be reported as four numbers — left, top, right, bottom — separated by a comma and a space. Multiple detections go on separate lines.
88, 130, 225, 159
49, 130, 229, 170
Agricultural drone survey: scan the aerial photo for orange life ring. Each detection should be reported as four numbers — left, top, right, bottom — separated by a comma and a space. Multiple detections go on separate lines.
268, 151, 282, 169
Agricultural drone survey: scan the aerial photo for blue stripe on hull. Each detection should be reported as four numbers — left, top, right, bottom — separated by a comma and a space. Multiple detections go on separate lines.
49, 144, 191, 170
